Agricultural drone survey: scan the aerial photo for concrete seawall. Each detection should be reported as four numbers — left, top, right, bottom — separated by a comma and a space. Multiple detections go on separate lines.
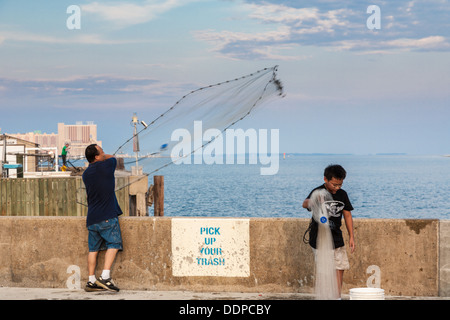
0, 216, 449, 297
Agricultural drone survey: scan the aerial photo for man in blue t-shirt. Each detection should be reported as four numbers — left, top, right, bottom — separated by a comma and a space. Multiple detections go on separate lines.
82, 144, 123, 292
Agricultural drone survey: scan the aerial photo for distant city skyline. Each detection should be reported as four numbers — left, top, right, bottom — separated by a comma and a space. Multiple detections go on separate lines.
5, 121, 101, 157
1, 1, 449, 155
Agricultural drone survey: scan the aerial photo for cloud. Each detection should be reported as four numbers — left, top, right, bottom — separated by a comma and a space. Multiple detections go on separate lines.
245, 3, 352, 32
386, 36, 450, 50
193, 26, 308, 60
193, 2, 357, 60
0, 31, 149, 45
331, 35, 450, 53
0, 76, 159, 98
82, 0, 198, 27
0, 75, 200, 112
193, 0, 450, 60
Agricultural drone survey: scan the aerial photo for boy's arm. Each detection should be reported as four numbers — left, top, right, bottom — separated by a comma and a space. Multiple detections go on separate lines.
343, 210, 355, 253
302, 199, 309, 209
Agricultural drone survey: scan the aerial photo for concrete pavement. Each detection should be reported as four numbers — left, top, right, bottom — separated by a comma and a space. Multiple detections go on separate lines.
0, 287, 311, 300
0, 287, 448, 300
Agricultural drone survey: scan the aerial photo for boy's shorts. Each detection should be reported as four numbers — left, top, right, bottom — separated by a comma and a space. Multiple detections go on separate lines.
334, 246, 350, 270
87, 217, 123, 252
312, 246, 350, 270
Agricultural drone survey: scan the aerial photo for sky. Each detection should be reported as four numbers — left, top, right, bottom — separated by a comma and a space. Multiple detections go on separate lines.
0, 0, 449, 155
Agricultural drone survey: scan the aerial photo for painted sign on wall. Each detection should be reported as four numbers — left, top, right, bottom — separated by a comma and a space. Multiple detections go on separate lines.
171, 218, 250, 277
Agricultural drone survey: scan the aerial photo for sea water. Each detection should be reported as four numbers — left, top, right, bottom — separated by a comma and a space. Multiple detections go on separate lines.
126, 154, 450, 219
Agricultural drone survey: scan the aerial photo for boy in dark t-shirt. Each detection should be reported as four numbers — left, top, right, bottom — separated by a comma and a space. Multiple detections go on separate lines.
302, 164, 355, 298
82, 144, 123, 292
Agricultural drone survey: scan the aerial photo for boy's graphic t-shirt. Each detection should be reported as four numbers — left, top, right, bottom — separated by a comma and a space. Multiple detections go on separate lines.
306, 184, 354, 249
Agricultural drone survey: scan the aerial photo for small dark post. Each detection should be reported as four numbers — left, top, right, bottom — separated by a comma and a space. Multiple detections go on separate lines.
153, 175, 164, 216
116, 158, 125, 170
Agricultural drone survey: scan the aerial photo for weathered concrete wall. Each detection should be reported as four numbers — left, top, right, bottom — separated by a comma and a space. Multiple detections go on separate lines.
0, 217, 447, 297
343, 219, 439, 296
440, 220, 450, 296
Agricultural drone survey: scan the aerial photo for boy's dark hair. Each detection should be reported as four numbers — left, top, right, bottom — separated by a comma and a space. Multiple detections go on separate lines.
324, 164, 346, 181
85, 144, 99, 163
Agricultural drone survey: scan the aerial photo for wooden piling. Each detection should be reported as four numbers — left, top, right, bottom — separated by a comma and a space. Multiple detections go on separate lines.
153, 175, 164, 217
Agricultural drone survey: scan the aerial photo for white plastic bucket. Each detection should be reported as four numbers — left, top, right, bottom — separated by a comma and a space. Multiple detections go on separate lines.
349, 288, 385, 300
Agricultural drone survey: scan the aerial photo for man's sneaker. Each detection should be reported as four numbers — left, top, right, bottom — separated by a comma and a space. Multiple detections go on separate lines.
96, 276, 120, 292
84, 281, 107, 292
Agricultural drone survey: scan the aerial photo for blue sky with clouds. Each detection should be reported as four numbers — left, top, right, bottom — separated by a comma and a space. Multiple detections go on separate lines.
0, 0, 449, 154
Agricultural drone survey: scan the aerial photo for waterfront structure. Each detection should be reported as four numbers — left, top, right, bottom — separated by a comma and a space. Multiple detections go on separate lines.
0, 134, 40, 177
7, 121, 102, 159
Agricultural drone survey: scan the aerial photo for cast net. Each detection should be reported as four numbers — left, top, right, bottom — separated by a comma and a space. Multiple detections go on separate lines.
309, 188, 339, 300
114, 65, 284, 188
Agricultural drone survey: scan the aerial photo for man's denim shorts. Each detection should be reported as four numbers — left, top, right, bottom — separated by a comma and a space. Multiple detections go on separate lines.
87, 217, 123, 252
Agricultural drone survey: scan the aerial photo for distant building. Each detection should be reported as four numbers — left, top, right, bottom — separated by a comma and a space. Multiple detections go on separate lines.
6, 121, 102, 159
57, 122, 102, 157
12, 131, 58, 149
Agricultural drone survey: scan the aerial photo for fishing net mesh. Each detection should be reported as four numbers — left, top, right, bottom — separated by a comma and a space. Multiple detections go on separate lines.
309, 188, 340, 300
113, 66, 284, 187
77, 66, 284, 202
116, 66, 283, 163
